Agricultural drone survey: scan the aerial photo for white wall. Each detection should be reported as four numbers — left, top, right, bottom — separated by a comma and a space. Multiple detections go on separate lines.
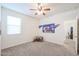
39, 9, 79, 45
1, 7, 39, 49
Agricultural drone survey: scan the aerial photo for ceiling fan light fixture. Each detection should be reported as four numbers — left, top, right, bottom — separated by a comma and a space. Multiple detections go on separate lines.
37, 10, 42, 15
30, 3, 51, 16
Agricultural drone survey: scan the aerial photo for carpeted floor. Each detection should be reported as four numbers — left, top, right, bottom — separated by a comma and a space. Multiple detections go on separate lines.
1, 41, 76, 56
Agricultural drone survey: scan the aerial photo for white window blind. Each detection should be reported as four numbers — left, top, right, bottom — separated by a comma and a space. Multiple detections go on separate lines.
7, 16, 21, 34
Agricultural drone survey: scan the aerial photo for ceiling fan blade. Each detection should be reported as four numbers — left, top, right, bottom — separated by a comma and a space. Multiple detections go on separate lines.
30, 9, 37, 10
35, 13, 38, 15
44, 8, 50, 11
43, 12, 45, 15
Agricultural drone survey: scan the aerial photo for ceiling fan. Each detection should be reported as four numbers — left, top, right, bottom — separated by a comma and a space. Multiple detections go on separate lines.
30, 3, 51, 16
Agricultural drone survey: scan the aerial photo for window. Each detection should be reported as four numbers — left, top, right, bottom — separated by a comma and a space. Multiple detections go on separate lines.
7, 16, 21, 34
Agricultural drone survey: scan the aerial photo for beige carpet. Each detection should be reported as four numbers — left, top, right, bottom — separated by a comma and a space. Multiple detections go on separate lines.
1, 41, 76, 56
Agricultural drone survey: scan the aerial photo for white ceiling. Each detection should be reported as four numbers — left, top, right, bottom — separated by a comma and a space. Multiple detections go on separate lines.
1, 3, 79, 19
